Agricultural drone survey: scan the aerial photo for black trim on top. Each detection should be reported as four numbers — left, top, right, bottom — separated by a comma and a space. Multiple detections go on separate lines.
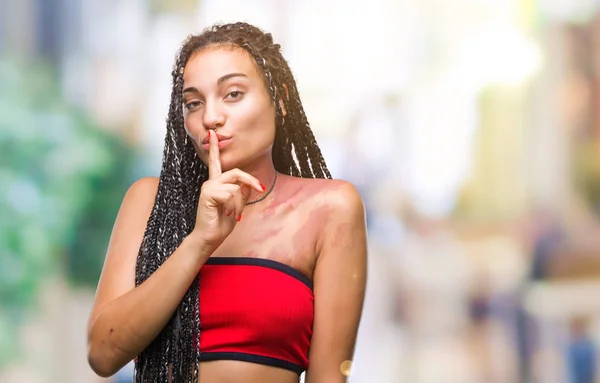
205, 257, 313, 290
199, 351, 304, 374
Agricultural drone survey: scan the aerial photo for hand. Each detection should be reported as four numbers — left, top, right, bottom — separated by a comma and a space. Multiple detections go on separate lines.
192, 130, 264, 251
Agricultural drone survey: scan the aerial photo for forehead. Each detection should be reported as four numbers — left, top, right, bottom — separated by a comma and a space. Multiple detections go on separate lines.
183, 46, 261, 85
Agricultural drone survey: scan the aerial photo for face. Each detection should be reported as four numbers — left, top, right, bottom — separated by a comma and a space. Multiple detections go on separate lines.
182, 45, 277, 171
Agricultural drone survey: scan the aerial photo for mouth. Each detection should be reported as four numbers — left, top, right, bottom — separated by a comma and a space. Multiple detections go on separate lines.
201, 137, 233, 150
201, 132, 231, 145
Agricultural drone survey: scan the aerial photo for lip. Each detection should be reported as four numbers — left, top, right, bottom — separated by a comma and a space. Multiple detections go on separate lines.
201, 132, 231, 145
202, 137, 232, 151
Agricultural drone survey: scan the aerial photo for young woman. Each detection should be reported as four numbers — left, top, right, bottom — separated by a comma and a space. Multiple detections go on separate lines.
87, 22, 367, 383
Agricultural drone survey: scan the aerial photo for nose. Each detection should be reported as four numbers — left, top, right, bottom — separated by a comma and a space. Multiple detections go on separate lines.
202, 100, 225, 131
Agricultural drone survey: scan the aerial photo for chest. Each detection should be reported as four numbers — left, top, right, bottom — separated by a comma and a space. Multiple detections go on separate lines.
210, 200, 322, 280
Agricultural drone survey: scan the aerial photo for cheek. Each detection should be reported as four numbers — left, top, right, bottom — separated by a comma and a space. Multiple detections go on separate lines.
183, 113, 204, 141
238, 100, 276, 134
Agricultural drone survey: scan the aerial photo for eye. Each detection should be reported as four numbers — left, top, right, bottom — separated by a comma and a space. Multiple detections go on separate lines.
225, 91, 244, 100
184, 101, 202, 111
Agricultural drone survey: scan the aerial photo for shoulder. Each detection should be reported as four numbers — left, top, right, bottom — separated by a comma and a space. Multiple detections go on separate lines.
309, 178, 364, 214
322, 179, 364, 211
120, 176, 160, 211
126, 176, 159, 196
292, 176, 365, 221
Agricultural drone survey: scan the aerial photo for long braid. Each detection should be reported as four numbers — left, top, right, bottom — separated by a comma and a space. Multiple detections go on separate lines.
134, 22, 331, 382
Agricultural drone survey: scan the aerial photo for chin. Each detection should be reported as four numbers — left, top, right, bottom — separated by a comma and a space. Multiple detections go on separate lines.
219, 162, 236, 172
215, 154, 241, 173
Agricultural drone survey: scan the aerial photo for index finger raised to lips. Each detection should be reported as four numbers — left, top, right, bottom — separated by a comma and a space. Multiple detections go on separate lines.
207, 130, 221, 179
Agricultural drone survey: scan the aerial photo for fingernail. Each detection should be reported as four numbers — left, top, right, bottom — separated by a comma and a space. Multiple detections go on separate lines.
208, 130, 211, 138
236, 214, 242, 222
260, 183, 266, 192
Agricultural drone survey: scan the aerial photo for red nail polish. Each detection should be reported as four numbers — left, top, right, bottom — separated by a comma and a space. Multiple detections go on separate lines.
260, 183, 266, 191
237, 214, 242, 222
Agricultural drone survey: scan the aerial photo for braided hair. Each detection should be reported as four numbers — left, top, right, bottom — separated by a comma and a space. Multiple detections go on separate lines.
134, 22, 331, 382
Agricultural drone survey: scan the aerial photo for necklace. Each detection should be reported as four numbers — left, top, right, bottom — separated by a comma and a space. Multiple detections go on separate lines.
246, 171, 278, 205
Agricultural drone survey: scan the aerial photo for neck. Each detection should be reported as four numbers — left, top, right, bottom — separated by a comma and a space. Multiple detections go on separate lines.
238, 155, 278, 205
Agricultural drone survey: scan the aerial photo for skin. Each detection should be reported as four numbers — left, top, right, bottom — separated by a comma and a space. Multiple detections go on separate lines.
87, 46, 367, 383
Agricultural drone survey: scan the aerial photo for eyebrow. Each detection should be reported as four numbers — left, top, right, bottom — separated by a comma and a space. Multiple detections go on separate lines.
183, 73, 248, 95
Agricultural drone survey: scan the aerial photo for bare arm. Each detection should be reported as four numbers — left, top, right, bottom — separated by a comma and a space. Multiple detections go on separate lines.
305, 181, 368, 383
87, 131, 264, 378
86, 177, 212, 377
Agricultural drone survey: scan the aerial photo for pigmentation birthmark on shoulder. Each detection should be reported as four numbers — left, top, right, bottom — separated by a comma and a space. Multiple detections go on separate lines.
242, 250, 260, 258
331, 222, 355, 250
252, 227, 283, 243
291, 205, 330, 251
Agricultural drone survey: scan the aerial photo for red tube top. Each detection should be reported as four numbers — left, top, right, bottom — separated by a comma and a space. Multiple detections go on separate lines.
197, 257, 314, 374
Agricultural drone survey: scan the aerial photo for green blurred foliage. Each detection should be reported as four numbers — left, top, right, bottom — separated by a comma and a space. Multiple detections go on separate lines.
0, 58, 137, 368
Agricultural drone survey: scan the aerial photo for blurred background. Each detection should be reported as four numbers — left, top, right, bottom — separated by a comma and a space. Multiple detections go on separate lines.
3, 0, 600, 382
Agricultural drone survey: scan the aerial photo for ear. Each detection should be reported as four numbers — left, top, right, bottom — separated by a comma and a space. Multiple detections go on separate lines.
282, 83, 290, 100
278, 84, 289, 117
278, 98, 287, 117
